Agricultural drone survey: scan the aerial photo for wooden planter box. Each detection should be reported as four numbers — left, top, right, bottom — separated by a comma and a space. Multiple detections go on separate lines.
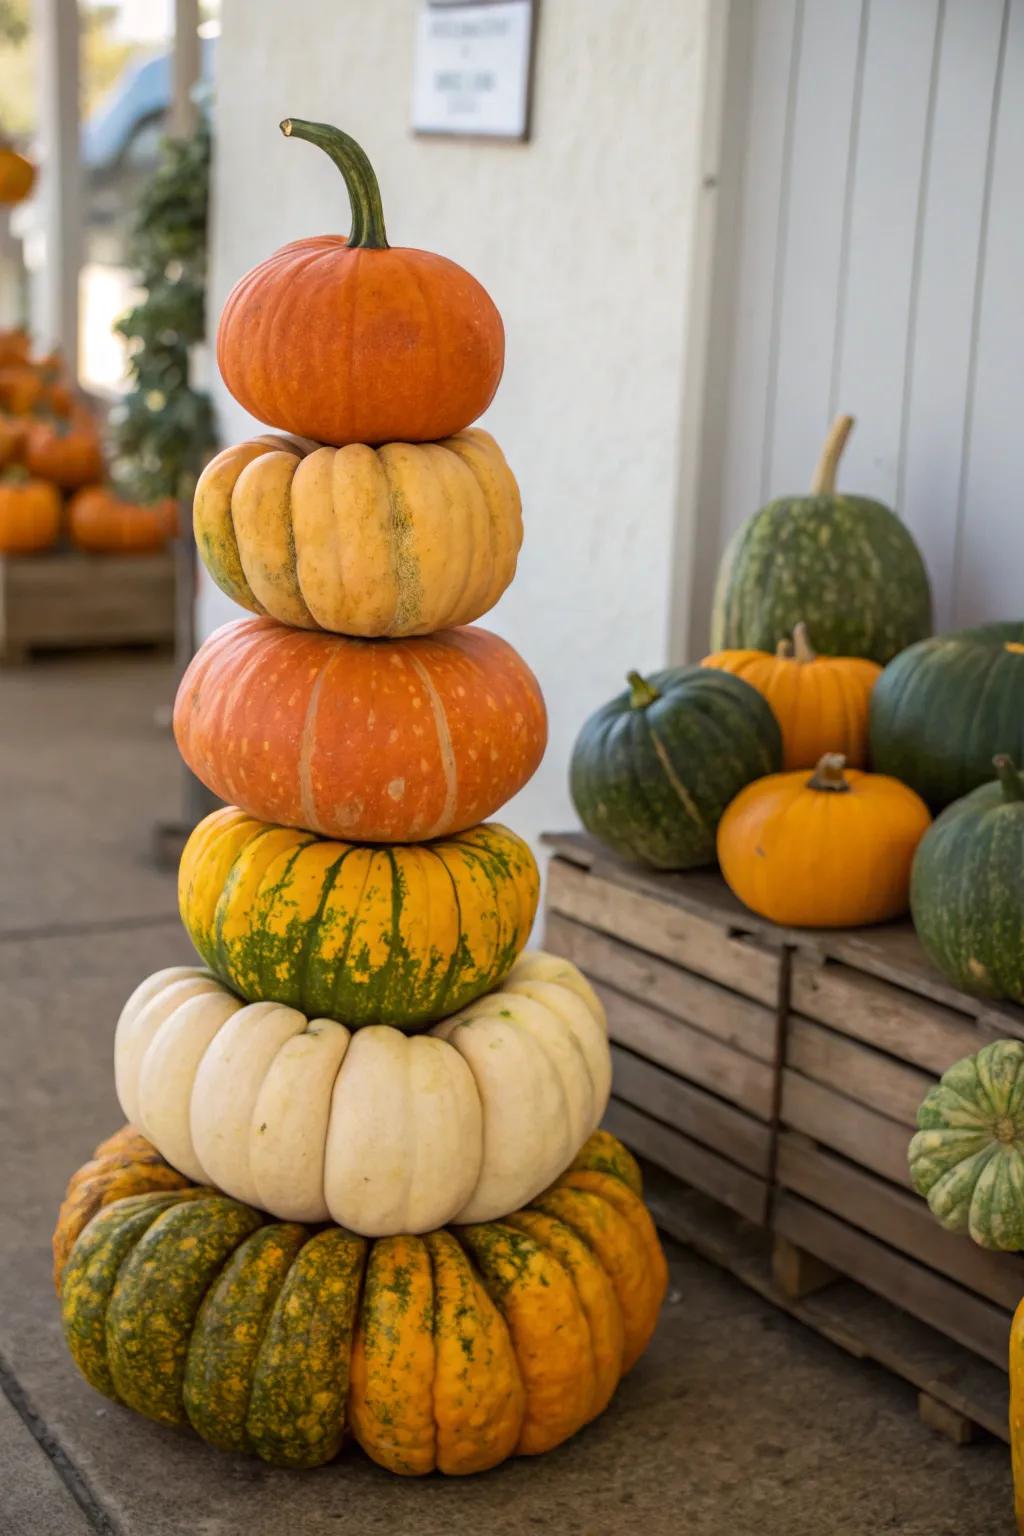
0, 548, 176, 662
544, 832, 1024, 1443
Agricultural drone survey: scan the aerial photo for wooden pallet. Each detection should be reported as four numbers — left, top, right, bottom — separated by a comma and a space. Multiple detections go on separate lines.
631, 1144, 1010, 1444
546, 846, 785, 1226
544, 831, 1024, 1443
0, 548, 176, 662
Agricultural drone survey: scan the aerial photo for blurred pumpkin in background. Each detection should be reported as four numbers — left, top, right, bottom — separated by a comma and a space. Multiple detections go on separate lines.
0, 414, 27, 468
0, 470, 60, 553
68, 487, 172, 554
0, 329, 29, 367
25, 413, 103, 489
0, 147, 36, 205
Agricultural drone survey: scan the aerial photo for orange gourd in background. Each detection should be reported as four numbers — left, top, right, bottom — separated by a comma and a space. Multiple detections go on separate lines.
217, 120, 504, 447
717, 753, 931, 927
702, 621, 881, 769
0, 472, 60, 554
0, 147, 35, 204
24, 414, 103, 489
68, 488, 172, 554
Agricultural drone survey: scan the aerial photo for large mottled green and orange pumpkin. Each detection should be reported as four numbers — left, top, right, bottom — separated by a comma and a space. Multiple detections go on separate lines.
217, 120, 504, 448
194, 427, 521, 637
178, 807, 539, 1029
54, 1125, 668, 1473
174, 617, 546, 842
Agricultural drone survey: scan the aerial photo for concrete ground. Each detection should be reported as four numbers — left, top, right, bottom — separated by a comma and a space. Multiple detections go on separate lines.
0, 650, 1015, 1535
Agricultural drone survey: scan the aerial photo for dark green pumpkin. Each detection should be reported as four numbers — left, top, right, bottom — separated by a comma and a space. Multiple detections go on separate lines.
910, 756, 1024, 1003
710, 415, 932, 664
870, 623, 1024, 809
569, 665, 782, 869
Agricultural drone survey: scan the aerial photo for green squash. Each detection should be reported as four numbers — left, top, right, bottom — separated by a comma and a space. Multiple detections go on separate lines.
910, 756, 1024, 1002
870, 623, 1024, 809
909, 1038, 1024, 1250
569, 665, 782, 869
710, 415, 932, 664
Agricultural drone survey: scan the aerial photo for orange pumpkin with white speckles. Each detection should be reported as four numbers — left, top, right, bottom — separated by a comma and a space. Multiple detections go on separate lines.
54, 1125, 668, 1473
173, 616, 547, 842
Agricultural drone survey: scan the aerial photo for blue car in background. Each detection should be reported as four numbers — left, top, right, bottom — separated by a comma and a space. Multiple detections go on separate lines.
83, 38, 214, 176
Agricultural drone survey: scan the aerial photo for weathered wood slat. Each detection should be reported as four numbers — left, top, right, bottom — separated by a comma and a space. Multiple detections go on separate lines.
602, 1098, 769, 1226
780, 1070, 914, 1188
789, 956, 989, 1075
773, 1192, 1011, 1372
776, 1132, 1024, 1314
785, 1016, 935, 1127
546, 857, 779, 1005
598, 981, 776, 1120
640, 1161, 1010, 1442
546, 910, 778, 1062
609, 1043, 773, 1176
0, 549, 176, 658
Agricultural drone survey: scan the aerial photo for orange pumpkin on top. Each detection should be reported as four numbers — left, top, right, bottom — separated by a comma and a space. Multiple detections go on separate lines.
217, 120, 504, 448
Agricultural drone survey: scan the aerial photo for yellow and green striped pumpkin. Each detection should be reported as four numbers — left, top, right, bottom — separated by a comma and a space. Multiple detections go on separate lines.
178, 807, 539, 1031
909, 1038, 1024, 1250
54, 1126, 668, 1474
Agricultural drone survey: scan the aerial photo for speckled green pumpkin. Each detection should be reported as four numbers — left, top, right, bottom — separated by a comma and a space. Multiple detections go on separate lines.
871, 624, 1024, 810
183, 1221, 308, 1452
106, 1196, 264, 1425
909, 1038, 1024, 1250
569, 666, 782, 869
910, 757, 1024, 1003
55, 1126, 669, 1474
710, 416, 932, 664
246, 1227, 366, 1467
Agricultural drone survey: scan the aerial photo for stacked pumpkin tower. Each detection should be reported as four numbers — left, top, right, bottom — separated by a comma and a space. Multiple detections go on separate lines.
52, 121, 668, 1476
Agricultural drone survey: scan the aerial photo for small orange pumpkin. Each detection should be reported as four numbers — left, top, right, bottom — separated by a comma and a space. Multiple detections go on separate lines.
24, 413, 103, 489
0, 413, 27, 468
217, 120, 504, 447
0, 470, 61, 554
0, 147, 36, 205
702, 621, 882, 769
68, 488, 171, 554
0, 329, 29, 367
717, 753, 931, 928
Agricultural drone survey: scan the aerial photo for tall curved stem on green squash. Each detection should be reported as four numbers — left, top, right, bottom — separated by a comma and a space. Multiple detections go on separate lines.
994, 755, 1024, 802
626, 671, 660, 710
809, 414, 855, 496
280, 118, 389, 250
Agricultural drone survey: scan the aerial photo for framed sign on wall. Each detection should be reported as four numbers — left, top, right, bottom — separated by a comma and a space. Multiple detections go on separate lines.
412, 0, 538, 141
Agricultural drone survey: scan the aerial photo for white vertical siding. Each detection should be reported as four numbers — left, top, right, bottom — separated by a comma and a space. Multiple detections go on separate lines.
701, 0, 1021, 642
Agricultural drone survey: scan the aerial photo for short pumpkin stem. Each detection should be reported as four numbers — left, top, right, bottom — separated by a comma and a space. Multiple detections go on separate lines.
994, 755, 1024, 803
280, 118, 389, 250
808, 752, 850, 793
626, 670, 660, 710
791, 621, 817, 663
810, 414, 854, 496
776, 639, 795, 658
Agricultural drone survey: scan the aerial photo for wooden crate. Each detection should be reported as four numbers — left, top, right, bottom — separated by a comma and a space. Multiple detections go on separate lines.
777, 939, 1024, 1380
543, 831, 1024, 1442
0, 548, 176, 661
545, 834, 787, 1227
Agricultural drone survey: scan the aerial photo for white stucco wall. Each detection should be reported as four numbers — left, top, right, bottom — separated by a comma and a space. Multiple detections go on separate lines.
201, 0, 708, 857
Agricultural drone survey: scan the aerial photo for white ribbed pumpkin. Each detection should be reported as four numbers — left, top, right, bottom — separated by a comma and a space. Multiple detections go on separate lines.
113, 951, 611, 1237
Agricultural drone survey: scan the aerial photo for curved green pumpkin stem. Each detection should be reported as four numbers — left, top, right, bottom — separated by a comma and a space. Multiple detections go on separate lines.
626, 670, 660, 710
810, 414, 854, 496
994, 755, 1024, 802
808, 752, 850, 793
280, 118, 389, 250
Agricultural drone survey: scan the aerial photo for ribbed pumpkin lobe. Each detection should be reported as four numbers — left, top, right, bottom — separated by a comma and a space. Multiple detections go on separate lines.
280, 118, 388, 250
